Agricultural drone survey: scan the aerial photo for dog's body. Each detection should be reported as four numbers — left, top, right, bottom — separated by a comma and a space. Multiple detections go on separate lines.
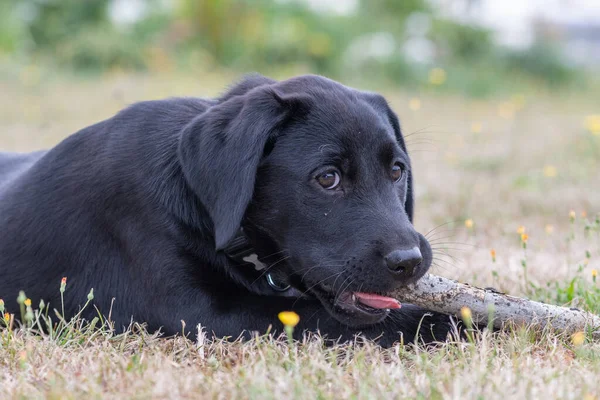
0, 75, 453, 346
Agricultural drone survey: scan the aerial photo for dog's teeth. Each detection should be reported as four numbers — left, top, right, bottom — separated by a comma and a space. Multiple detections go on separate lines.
351, 294, 356, 302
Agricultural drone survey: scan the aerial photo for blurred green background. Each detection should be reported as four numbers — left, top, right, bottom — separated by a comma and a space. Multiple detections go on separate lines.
2, 0, 599, 97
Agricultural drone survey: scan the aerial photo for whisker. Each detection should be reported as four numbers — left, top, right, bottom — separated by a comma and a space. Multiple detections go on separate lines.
334, 276, 355, 304
300, 264, 325, 282
292, 270, 345, 307
428, 238, 474, 246
297, 268, 345, 295
330, 270, 350, 299
403, 125, 442, 138
425, 230, 460, 241
432, 248, 464, 259
425, 233, 458, 242
432, 248, 464, 258
297, 259, 348, 283
424, 220, 461, 239
433, 255, 462, 267
431, 261, 453, 273
431, 246, 473, 252
429, 239, 475, 245
432, 256, 461, 268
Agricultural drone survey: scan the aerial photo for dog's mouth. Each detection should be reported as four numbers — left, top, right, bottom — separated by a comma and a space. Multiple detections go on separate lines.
305, 281, 400, 327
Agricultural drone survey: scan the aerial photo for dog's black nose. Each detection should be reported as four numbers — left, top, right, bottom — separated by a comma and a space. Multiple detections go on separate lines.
385, 247, 422, 276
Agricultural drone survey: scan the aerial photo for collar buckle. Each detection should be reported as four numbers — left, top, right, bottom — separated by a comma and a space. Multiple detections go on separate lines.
223, 228, 267, 270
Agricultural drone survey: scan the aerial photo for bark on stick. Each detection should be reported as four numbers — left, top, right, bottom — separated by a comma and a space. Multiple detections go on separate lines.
392, 274, 600, 338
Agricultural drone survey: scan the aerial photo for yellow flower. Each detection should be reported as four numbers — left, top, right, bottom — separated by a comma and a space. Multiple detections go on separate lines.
569, 210, 576, 222
278, 311, 300, 327
464, 219, 474, 229
428, 68, 447, 85
3, 312, 9, 323
490, 249, 496, 262
571, 331, 585, 346
460, 306, 472, 321
521, 233, 529, 243
584, 114, 600, 135
408, 98, 421, 111
517, 226, 526, 235
581, 211, 587, 218
470, 122, 482, 134
545, 224, 554, 235
543, 165, 557, 178
24, 298, 31, 307
592, 269, 598, 278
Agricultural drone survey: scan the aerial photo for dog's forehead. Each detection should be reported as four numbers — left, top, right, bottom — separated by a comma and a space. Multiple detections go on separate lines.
273, 108, 400, 177
272, 78, 404, 168
298, 97, 397, 152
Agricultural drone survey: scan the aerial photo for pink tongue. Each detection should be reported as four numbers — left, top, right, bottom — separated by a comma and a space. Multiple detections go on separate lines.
354, 292, 401, 309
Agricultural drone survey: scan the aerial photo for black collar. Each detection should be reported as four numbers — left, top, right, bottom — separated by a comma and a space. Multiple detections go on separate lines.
222, 228, 257, 265
222, 228, 290, 292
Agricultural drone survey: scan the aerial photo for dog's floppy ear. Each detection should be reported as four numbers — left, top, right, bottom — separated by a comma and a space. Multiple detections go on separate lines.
178, 86, 311, 249
363, 93, 414, 222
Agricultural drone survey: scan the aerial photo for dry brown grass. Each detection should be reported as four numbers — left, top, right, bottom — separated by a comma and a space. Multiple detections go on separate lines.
1, 70, 599, 399
3, 325, 600, 399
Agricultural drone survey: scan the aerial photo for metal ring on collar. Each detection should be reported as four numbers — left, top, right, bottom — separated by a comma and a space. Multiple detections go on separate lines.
266, 273, 291, 292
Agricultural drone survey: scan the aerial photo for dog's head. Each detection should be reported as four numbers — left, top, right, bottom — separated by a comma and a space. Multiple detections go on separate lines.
179, 74, 432, 327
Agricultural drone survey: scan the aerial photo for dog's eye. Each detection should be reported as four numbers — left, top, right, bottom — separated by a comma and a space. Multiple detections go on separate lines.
316, 170, 341, 189
391, 162, 404, 182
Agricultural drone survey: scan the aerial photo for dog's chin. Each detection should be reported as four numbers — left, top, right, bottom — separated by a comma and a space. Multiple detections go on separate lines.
304, 281, 392, 327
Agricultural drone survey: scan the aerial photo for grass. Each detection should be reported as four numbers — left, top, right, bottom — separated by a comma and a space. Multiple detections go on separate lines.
1, 69, 600, 399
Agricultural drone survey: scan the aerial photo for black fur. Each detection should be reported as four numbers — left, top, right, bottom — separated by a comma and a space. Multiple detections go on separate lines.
0, 74, 454, 347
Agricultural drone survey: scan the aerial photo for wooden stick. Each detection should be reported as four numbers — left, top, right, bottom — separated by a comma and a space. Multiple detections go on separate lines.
391, 274, 600, 338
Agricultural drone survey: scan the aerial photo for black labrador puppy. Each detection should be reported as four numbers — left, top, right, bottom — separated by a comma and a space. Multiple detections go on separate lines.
0, 74, 454, 346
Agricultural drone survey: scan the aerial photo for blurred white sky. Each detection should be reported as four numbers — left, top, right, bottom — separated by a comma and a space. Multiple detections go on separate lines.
297, 0, 600, 48
432, 0, 600, 49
